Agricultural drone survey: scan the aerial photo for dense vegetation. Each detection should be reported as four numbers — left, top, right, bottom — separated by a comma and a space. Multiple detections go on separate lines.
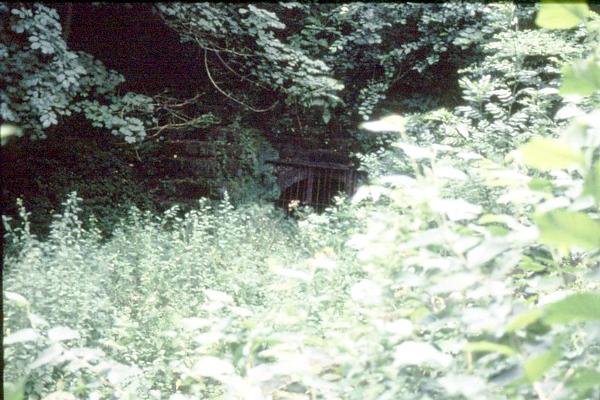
3, 2, 600, 400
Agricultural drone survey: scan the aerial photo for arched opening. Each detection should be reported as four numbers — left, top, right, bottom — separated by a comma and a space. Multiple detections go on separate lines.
278, 172, 347, 213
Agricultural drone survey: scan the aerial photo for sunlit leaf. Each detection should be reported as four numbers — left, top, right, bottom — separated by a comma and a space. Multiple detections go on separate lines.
433, 165, 468, 181
543, 292, 600, 324
393, 142, 434, 159
350, 279, 382, 305
584, 162, 600, 203
360, 115, 406, 133
528, 177, 554, 193
47, 327, 80, 342
179, 317, 211, 331
464, 341, 516, 357
29, 313, 48, 327
204, 289, 234, 304
534, 210, 600, 250
519, 137, 584, 170
567, 368, 600, 391
107, 363, 142, 385
4, 380, 25, 400
394, 341, 452, 368
439, 375, 486, 398
518, 257, 546, 272
190, 356, 235, 379
430, 198, 482, 221
4, 328, 39, 345
384, 319, 413, 337
30, 344, 64, 369
506, 309, 543, 332
1, 124, 23, 146
523, 345, 561, 382
560, 57, 600, 96
466, 237, 513, 268
5, 292, 29, 307
536, 1, 589, 29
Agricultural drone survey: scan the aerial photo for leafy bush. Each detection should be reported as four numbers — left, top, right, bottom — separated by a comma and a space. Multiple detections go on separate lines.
0, 129, 155, 237
1, 3, 156, 141
4, 193, 344, 398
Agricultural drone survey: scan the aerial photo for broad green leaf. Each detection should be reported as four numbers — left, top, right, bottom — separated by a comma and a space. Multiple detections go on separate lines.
47, 326, 80, 342
430, 198, 482, 221
567, 368, 600, 391
519, 137, 584, 170
584, 162, 600, 203
1, 124, 23, 146
5, 292, 29, 307
4, 328, 39, 345
464, 341, 516, 357
518, 257, 546, 272
543, 292, 600, 324
523, 345, 561, 382
393, 142, 433, 159
506, 309, 543, 332
560, 57, 600, 96
190, 356, 235, 379
107, 363, 142, 385
394, 341, 452, 368
204, 289, 234, 304
30, 344, 64, 369
466, 237, 513, 268
528, 177, 554, 193
523, 347, 560, 382
4, 380, 25, 400
534, 210, 600, 250
536, 2, 589, 29
360, 115, 406, 133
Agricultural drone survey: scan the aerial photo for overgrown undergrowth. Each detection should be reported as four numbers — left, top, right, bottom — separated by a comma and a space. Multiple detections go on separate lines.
4, 3, 600, 400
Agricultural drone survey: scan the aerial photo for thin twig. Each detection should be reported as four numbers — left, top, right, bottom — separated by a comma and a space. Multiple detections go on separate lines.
533, 382, 549, 400
214, 50, 272, 90
548, 368, 575, 400
203, 49, 278, 113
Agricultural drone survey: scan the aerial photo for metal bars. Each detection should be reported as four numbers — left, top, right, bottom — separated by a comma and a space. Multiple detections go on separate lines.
273, 162, 357, 212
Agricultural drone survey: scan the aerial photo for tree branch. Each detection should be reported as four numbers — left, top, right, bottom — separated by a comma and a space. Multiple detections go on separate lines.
214, 50, 272, 91
203, 49, 278, 113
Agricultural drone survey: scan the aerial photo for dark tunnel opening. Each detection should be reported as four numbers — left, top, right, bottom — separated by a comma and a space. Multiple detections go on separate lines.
278, 174, 347, 213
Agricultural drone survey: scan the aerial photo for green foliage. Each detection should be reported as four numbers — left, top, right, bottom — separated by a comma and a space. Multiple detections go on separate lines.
154, 3, 344, 123
297, 3, 498, 123
4, 193, 352, 398
211, 118, 280, 204
536, 2, 589, 29
447, 4, 588, 157
1, 130, 155, 236
1, 3, 156, 141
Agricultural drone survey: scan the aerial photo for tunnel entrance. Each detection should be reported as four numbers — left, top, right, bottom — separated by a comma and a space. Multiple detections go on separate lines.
269, 159, 359, 213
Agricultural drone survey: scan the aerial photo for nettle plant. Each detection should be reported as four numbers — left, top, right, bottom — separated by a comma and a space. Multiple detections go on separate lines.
405, 3, 591, 159
345, 3, 600, 399
3, 291, 144, 400
1, 3, 156, 142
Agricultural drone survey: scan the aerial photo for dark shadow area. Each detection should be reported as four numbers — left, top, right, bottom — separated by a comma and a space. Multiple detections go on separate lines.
61, 3, 205, 97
